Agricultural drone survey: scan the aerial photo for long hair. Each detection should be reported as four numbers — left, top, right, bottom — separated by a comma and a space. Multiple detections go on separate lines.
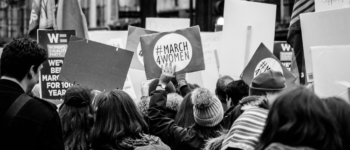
90, 90, 148, 149
323, 97, 350, 150
59, 86, 94, 150
256, 86, 343, 150
175, 92, 195, 128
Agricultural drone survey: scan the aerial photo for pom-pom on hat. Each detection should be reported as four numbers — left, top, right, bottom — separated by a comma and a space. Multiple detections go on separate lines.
249, 70, 286, 96
191, 88, 224, 127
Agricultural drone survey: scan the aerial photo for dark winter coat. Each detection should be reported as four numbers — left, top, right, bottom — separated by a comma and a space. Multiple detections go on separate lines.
148, 90, 207, 150
0, 79, 64, 150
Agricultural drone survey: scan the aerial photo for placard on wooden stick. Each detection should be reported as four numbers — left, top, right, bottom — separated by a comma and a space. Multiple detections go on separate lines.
220, 0, 276, 79
59, 36, 133, 91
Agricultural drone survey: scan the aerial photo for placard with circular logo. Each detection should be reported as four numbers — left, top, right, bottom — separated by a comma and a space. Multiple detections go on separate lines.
254, 58, 283, 78
126, 26, 158, 70
140, 26, 205, 79
153, 33, 193, 71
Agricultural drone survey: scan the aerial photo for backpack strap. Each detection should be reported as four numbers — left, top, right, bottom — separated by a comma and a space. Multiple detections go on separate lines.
3, 93, 31, 128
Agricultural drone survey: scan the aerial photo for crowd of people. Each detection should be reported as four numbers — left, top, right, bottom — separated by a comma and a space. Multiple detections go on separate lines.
1, 37, 350, 150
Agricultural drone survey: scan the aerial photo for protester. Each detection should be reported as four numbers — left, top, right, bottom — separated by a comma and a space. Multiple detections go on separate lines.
59, 85, 94, 150
256, 86, 343, 150
0, 37, 64, 150
323, 97, 350, 150
221, 70, 285, 150
215, 75, 234, 111
148, 63, 224, 150
225, 80, 249, 108
174, 92, 195, 128
90, 89, 169, 150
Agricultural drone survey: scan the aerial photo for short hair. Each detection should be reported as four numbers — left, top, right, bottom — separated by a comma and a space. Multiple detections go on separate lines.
256, 86, 343, 150
215, 75, 234, 101
226, 80, 249, 106
90, 90, 148, 149
323, 97, 350, 150
1, 37, 48, 81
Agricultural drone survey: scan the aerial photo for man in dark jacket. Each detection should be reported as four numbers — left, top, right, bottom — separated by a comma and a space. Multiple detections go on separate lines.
148, 63, 224, 150
0, 37, 64, 150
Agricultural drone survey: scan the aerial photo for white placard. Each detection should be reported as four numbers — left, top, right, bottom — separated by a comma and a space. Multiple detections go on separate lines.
301, 7, 350, 82
315, 0, 350, 12
220, 0, 276, 79
311, 45, 350, 102
88, 31, 128, 49
146, 17, 190, 32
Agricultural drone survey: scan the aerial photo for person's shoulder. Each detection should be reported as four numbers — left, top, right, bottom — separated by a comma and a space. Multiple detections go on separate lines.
28, 96, 58, 113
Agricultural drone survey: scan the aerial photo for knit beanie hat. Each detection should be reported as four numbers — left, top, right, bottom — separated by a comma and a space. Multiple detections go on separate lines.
249, 70, 286, 96
191, 88, 224, 127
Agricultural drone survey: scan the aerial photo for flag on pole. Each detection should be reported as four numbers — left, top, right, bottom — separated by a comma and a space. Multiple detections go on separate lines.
287, 0, 315, 84
56, 0, 89, 39
28, 0, 57, 39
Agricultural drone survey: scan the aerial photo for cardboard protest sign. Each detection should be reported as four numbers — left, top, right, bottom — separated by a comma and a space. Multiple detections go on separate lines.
37, 30, 75, 100
220, 0, 276, 79
311, 45, 350, 102
128, 68, 147, 101
241, 43, 296, 88
187, 32, 222, 89
59, 36, 133, 91
300, 7, 350, 82
88, 31, 128, 48
146, 17, 190, 32
273, 41, 293, 71
315, 0, 350, 12
123, 74, 137, 100
126, 26, 158, 70
140, 26, 205, 79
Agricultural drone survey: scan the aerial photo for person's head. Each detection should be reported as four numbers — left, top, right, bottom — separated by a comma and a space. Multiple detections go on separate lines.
59, 85, 94, 150
323, 97, 350, 150
192, 88, 225, 139
1, 37, 47, 93
215, 75, 234, 101
249, 70, 285, 96
148, 78, 175, 95
256, 86, 343, 150
175, 92, 195, 128
225, 80, 249, 107
90, 90, 148, 149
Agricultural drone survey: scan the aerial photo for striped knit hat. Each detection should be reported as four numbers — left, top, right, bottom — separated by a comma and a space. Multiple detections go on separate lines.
192, 88, 224, 127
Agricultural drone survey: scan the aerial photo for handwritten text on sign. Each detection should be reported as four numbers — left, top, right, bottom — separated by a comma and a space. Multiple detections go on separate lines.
146, 18, 190, 32
315, 0, 350, 12
254, 58, 283, 78
153, 33, 193, 71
